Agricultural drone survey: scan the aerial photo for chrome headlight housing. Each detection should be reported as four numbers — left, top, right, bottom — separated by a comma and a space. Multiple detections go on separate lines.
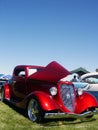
77, 88, 83, 96
50, 87, 57, 96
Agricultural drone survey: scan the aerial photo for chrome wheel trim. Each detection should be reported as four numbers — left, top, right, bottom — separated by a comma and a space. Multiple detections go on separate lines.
28, 98, 39, 122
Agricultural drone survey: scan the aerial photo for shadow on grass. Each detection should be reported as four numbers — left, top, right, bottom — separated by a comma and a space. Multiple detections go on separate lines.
3, 100, 27, 118
41, 117, 96, 127
3, 100, 96, 127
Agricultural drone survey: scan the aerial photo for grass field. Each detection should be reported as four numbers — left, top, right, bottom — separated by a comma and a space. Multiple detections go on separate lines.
0, 101, 98, 130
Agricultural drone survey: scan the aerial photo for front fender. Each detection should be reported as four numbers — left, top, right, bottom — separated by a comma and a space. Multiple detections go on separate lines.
75, 92, 98, 114
28, 91, 60, 111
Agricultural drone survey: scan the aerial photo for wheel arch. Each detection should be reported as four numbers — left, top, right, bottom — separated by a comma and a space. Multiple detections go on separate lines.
75, 92, 98, 113
2, 83, 11, 100
26, 91, 60, 111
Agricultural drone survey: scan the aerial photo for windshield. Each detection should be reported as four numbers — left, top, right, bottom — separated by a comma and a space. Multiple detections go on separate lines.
83, 76, 98, 84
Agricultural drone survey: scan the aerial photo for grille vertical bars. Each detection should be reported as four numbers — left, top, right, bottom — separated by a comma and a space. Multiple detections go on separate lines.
60, 84, 75, 112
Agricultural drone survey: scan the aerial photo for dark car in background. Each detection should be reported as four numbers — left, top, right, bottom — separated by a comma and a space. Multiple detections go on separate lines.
0, 80, 7, 99
0, 74, 12, 99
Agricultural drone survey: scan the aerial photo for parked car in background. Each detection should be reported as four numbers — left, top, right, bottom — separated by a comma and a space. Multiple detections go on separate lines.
60, 74, 90, 95
62, 72, 98, 100
81, 72, 98, 100
1, 61, 98, 122
0, 74, 12, 100
0, 74, 5, 79
0, 80, 6, 89
0, 80, 7, 99
0, 74, 12, 81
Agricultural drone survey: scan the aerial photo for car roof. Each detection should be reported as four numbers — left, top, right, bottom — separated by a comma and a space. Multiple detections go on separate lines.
81, 72, 98, 79
14, 65, 44, 69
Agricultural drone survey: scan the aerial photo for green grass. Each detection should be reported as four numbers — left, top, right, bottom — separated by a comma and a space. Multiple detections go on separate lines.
0, 101, 98, 130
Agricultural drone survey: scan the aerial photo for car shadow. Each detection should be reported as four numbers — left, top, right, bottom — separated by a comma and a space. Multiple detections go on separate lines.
3, 100, 27, 118
41, 117, 96, 126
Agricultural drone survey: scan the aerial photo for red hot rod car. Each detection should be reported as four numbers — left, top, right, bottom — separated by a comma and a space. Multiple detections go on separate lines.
1, 61, 98, 122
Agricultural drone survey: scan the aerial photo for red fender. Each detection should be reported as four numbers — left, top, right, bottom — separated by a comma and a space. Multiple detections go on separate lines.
75, 92, 98, 114
28, 91, 60, 111
3, 84, 11, 100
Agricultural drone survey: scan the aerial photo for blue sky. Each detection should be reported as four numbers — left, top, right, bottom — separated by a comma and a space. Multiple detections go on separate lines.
0, 0, 98, 74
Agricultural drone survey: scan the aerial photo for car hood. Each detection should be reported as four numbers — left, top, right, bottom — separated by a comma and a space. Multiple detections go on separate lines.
28, 61, 70, 83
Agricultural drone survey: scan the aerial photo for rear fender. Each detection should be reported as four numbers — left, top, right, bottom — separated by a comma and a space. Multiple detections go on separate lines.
27, 91, 60, 111
75, 92, 98, 113
3, 84, 11, 100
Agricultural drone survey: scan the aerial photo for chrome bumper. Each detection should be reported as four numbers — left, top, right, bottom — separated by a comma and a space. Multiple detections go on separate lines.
45, 110, 98, 119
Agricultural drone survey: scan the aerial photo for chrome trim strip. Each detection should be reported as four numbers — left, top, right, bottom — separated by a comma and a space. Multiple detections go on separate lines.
45, 110, 98, 119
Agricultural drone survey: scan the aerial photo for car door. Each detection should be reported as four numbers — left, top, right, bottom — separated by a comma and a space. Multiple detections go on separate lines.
12, 68, 27, 101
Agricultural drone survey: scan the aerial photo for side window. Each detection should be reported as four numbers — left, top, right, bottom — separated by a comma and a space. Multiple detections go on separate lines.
84, 77, 94, 84
14, 68, 26, 77
18, 71, 25, 77
85, 77, 98, 84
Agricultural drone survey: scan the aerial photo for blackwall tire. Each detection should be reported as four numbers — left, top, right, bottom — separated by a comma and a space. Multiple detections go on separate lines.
27, 98, 44, 123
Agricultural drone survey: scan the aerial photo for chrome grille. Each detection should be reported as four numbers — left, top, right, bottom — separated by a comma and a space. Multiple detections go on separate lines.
60, 84, 75, 112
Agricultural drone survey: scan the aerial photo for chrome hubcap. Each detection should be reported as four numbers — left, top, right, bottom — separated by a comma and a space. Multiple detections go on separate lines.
28, 99, 39, 121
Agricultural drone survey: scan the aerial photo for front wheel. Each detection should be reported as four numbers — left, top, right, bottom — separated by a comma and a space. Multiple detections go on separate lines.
27, 98, 44, 123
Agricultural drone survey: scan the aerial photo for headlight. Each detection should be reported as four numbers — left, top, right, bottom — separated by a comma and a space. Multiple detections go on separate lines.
50, 87, 57, 96
77, 88, 83, 96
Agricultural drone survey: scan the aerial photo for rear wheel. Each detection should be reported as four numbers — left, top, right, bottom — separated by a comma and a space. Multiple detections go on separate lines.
27, 98, 44, 122
0, 88, 4, 102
